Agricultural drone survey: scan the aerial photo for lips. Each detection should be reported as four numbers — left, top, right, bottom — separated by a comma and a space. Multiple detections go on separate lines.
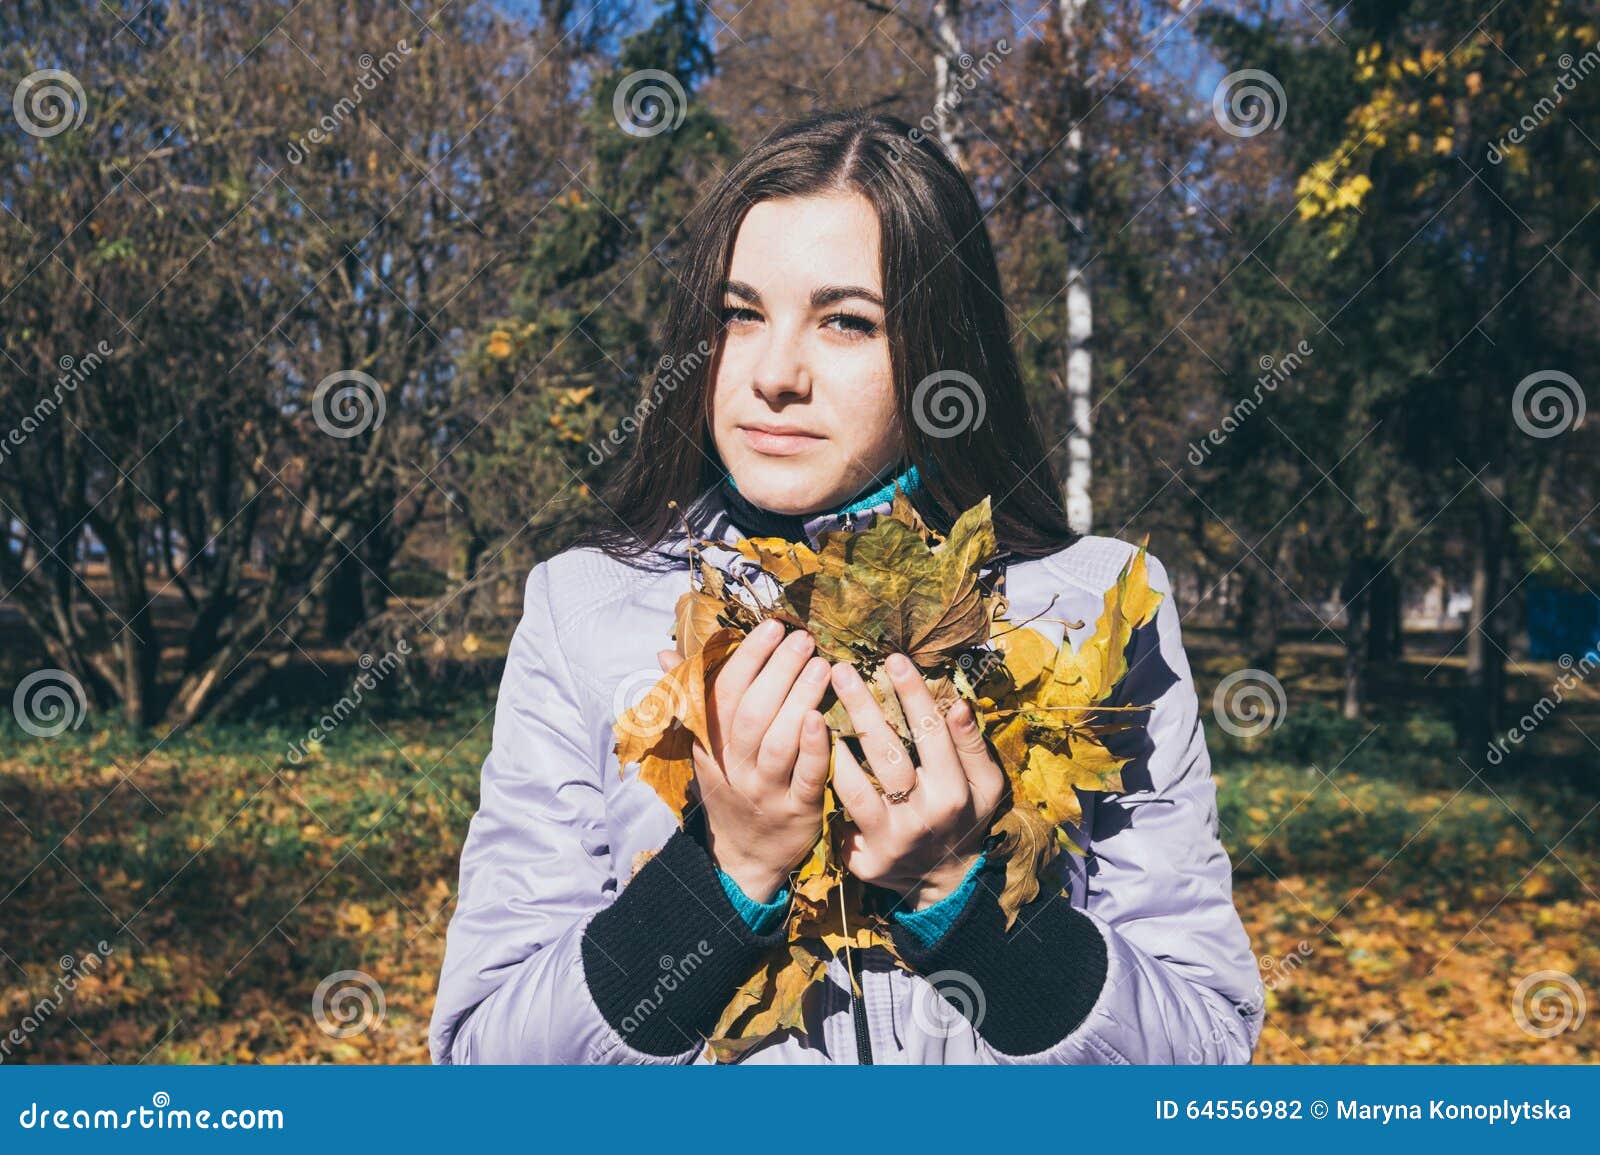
739, 423, 825, 456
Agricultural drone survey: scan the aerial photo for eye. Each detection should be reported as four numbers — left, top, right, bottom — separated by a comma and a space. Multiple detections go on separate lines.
824, 312, 880, 338
721, 305, 759, 326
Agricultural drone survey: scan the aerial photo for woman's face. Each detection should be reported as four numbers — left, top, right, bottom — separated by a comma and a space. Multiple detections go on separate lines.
709, 192, 902, 516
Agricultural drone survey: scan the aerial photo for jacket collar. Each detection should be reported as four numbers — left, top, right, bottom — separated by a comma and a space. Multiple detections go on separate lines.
692, 464, 924, 551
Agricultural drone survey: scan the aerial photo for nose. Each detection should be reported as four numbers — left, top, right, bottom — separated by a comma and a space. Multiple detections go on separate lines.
750, 321, 811, 405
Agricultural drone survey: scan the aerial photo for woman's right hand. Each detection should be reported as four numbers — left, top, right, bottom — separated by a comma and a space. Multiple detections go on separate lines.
657, 617, 832, 902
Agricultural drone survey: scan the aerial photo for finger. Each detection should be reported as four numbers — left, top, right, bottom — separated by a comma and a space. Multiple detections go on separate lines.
712, 619, 793, 774
837, 821, 881, 882
713, 617, 788, 701
657, 647, 684, 673
762, 654, 831, 771
789, 710, 832, 806
735, 630, 817, 778
830, 733, 886, 834
946, 699, 1006, 815
829, 661, 916, 795
882, 652, 966, 806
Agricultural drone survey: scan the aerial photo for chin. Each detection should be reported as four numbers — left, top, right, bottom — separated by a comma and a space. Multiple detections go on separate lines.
727, 455, 843, 516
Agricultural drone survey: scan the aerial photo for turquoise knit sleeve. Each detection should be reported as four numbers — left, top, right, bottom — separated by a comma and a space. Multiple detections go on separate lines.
891, 854, 988, 948
716, 868, 791, 934
719, 855, 986, 943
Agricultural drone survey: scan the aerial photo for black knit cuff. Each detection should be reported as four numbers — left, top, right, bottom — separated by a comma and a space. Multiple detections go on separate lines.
580, 819, 787, 1057
887, 855, 1109, 1056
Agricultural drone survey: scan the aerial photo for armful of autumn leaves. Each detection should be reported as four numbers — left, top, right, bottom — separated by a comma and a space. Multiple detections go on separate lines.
612, 488, 1163, 1061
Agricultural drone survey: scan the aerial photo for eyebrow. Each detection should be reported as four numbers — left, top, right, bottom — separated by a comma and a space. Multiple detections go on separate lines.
723, 280, 884, 310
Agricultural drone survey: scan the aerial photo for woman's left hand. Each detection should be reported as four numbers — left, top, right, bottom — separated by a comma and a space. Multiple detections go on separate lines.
829, 652, 1007, 911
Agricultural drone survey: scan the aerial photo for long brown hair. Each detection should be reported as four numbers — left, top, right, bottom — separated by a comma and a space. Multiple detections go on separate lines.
569, 109, 1078, 564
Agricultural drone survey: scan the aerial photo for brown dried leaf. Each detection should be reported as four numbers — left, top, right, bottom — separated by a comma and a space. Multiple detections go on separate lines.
779, 497, 999, 671
613, 626, 742, 822
989, 804, 1061, 930
673, 587, 728, 659
706, 944, 830, 1062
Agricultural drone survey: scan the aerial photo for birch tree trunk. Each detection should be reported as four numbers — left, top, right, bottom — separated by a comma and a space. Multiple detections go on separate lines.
1059, 0, 1093, 534
932, 0, 965, 168
1065, 249, 1093, 533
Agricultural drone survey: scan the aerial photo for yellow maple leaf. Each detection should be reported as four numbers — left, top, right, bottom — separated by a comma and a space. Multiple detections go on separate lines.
978, 540, 1163, 927
734, 536, 820, 584
613, 626, 742, 820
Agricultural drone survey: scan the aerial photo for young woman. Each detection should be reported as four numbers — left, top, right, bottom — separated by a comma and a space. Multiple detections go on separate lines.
430, 111, 1263, 1065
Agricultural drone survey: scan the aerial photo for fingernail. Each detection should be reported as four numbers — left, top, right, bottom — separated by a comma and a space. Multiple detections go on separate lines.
758, 619, 783, 641
787, 630, 814, 653
804, 657, 829, 682
888, 652, 912, 676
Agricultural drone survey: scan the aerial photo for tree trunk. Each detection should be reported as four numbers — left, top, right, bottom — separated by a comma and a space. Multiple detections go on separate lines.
1340, 556, 1371, 720
1058, 0, 1093, 535
1461, 475, 1510, 752
1342, 643, 1364, 720
932, 0, 965, 169
1235, 556, 1283, 672
323, 551, 367, 643
94, 506, 160, 727
1369, 563, 1402, 661
1064, 256, 1093, 534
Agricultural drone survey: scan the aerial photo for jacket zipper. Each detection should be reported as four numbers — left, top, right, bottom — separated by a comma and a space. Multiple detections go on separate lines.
847, 948, 874, 1064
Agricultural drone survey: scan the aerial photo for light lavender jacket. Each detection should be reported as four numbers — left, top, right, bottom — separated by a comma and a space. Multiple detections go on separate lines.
430, 488, 1264, 1064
